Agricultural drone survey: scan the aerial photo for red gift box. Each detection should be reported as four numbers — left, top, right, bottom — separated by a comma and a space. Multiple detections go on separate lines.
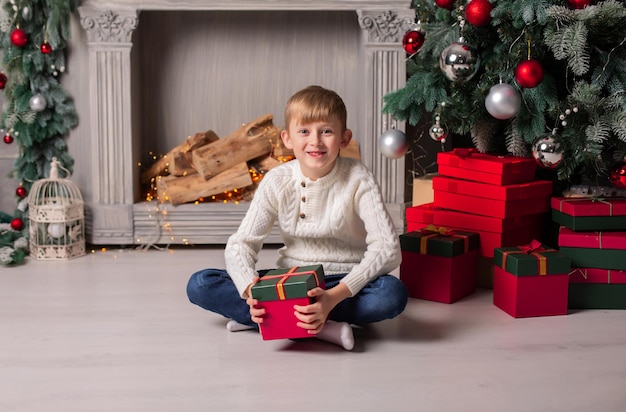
251, 265, 325, 340
551, 197, 626, 231
433, 176, 552, 201
552, 197, 626, 216
406, 203, 543, 257
493, 243, 570, 318
433, 177, 552, 219
558, 226, 626, 249
493, 266, 569, 318
568, 268, 626, 284
437, 150, 537, 185
400, 228, 478, 303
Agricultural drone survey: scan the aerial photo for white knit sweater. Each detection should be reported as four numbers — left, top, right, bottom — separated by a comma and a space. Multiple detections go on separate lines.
225, 156, 401, 297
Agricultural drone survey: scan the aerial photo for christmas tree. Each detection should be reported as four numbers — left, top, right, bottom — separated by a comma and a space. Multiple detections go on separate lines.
0, 0, 79, 265
384, 0, 626, 190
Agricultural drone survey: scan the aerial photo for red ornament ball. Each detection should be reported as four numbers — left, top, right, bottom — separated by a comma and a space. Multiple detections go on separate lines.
40, 42, 52, 54
435, 0, 456, 10
10, 28, 28, 47
465, 0, 493, 27
3, 134, 13, 144
16, 186, 28, 198
515, 59, 544, 88
402, 29, 425, 55
10, 218, 24, 231
567, 0, 592, 9
0, 72, 6, 89
609, 161, 626, 190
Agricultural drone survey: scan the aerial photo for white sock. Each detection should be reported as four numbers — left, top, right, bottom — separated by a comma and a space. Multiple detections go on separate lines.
226, 319, 255, 332
315, 320, 354, 351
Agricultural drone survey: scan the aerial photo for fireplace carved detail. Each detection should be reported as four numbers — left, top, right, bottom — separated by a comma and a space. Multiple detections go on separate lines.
78, 1, 414, 245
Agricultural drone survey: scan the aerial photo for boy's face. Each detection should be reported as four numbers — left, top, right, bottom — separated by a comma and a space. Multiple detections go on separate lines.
281, 116, 352, 181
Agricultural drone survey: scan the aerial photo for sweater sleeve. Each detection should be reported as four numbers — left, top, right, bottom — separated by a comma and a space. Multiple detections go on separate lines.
224, 172, 279, 296
339, 166, 402, 295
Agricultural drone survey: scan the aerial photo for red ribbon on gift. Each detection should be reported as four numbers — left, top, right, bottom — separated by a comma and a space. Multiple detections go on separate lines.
260, 267, 322, 300
419, 224, 470, 254
452, 148, 477, 159
501, 240, 556, 276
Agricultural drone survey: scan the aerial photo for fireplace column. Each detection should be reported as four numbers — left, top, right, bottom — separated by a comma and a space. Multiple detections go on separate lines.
78, 8, 140, 243
357, 9, 415, 223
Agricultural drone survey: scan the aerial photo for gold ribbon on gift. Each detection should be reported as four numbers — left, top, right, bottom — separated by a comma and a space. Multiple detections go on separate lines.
419, 224, 470, 254
261, 266, 322, 301
568, 268, 588, 281
501, 240, 556, 276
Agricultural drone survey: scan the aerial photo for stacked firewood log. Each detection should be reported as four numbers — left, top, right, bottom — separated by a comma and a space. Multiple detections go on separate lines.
141, 113, 360, 205
141, 114, 290, 205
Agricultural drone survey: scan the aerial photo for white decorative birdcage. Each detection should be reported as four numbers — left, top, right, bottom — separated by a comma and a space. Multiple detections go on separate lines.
28, 158, 86, 260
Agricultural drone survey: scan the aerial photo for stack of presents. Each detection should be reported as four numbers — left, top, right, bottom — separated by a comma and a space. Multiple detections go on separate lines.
226, 151, 626, 342
401, 148, 626, 318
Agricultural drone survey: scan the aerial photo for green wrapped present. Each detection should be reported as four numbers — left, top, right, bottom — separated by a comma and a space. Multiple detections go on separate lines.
494, 241, 571, 277
251, 265, 325, 302
400, 225, 479, 258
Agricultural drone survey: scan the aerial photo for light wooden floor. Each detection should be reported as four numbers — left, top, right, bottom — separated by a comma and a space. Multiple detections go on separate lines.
1, 245, 625, 412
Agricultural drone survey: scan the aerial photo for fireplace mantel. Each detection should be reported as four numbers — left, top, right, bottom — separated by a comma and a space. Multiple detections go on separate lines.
77, 1, 414, 245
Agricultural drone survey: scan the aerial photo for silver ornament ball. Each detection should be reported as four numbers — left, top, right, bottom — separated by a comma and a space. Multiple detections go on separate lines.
485, 83, 521, 120
439, 41, 480, 82
429, 124, 447, 142
29, 93, 47, 112
532, 135, 564, 169
378, 129, 408, 159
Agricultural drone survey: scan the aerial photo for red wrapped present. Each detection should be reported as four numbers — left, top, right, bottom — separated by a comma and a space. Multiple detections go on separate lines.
493, 241, 571, 318
250, 265, 325, 340
558, 226, 626, 249
437, 150, 537, 185
433, 177, 552, 219
558, 227, 626, 270
568, 267, 626, 284
551, 197, 626, 231
406, 203, 544, 257
400, 226, 479, 303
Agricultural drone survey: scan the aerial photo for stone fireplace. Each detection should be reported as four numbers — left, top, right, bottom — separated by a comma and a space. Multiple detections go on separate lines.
77, 0, 414, 245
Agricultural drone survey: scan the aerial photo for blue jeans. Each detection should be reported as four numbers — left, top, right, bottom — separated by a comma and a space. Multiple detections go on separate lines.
186, 269, 409, 328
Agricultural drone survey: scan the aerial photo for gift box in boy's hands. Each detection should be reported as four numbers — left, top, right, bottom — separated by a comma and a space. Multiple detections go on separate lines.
400, 226, 479, 303
251, 265, 325, 340
493, 241, 571, 318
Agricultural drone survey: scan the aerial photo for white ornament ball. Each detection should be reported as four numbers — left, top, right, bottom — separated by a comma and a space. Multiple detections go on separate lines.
29, 93, 47, 112
22, 6, 32, 20
47, 223, 66, 239
378, 129, 408, 159
485, 83, 521, 120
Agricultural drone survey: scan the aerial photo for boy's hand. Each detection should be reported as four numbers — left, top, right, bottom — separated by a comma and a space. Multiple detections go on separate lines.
245, 277, 265, 325
293, 283, 351, 334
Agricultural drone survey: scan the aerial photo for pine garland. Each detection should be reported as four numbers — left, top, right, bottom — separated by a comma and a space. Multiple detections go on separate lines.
384, 0, 626, 184
0, 0, 79, 265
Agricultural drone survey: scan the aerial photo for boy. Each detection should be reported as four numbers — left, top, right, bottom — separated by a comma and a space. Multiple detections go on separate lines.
186, 85, 407, 350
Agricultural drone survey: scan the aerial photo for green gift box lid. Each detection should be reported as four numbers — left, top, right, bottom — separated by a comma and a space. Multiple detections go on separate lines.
552, 210, 626, 231
250, 265, 325, 302
400, 226, 479, 257
494, 244, 571, 276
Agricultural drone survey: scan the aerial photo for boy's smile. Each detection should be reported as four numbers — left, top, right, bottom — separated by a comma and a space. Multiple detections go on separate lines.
281, 118, 352, 180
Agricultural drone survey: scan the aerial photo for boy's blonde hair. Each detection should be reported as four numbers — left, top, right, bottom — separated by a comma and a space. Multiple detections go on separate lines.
284, 86, 347, 131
